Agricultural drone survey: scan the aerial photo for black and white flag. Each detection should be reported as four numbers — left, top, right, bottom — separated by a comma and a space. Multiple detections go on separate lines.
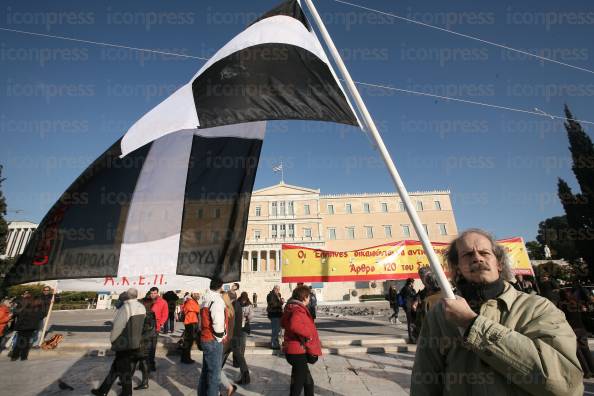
4, 0, 359, 286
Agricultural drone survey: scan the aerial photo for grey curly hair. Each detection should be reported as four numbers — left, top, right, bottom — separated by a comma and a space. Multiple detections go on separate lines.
445, 228, 515, 286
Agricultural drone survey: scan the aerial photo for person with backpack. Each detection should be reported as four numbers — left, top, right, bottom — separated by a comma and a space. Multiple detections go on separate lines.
399, 278, 417, 343
281, 285, 322, 396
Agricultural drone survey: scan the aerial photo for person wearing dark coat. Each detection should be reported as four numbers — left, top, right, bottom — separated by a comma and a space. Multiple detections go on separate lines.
399, 278, 417, 343
10, 295, 44, 361
131, 297, 156, 390
231, 292, 252, 384
266, 286, 284, 349
162, 291, 179, 334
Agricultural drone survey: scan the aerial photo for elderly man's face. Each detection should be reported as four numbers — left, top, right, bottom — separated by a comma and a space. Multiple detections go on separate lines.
456, 233, 502, 284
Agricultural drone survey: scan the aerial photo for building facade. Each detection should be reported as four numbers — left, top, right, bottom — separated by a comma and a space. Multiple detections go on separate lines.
2, 221, 38, 259
240, 183, 458, 302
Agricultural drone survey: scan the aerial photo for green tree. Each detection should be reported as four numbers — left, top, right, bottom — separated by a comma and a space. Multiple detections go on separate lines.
535, 215, 580, 261
557, 105, 594, 278
0, 165, 7, 256
525, 241, 545, 260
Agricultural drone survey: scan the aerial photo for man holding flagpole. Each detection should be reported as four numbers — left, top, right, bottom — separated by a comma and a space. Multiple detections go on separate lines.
411, 229, 583, 395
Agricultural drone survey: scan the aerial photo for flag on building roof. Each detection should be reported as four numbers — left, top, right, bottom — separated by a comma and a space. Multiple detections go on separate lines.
3, 0, 360, 286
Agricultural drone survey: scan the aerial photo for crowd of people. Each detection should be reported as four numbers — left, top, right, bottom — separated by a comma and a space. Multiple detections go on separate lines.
0, 285, 53, 361
78, 280, 321, 396
3, 227, 594, 395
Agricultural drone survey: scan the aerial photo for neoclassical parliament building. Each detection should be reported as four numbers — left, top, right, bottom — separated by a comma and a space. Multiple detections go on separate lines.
241, 182, 458, 302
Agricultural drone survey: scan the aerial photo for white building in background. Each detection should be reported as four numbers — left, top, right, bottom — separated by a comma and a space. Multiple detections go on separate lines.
2, 221, 38, 259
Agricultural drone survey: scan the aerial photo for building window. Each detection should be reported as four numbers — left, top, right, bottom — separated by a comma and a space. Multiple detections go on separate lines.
197, 208, 203, 219
271, 202, 277, 216
212, 231, 220, 242
280, 201, 286, 216
288, 224, 295, 238
288, 201, 294, 215
213, 208, 221, 218
346, 227, 355, 239
254, 230, 261, 240
271, 224, 277, 239
416, 201, 423, 211
328, 228, 337, 240
196, 231, 202, 242
346, 203, 352, 214
327, 204, 334, 215
280, 224, 286, 238
434, 200, 442, 210
384, 225, 392, 238
365, 226, 373, 239
363, 203, 371, 213
438, 223, 448, 236
304, 204, 310, 215
423, 224, 429, 235
255, 206, 261, 216
304, 228, 312, 238
401, 225, 411, 237
398, 201, 405, 211
381, 202, 388, 213
251, 255, 258, 272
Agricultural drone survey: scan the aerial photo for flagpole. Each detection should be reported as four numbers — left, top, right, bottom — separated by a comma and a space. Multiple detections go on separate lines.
303, 0, 455, 299
38, 280, 58, 347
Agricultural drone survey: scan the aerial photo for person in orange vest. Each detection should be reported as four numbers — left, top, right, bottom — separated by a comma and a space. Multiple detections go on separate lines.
198, 279, 227, 396
180, 292, 200, 364
0, 298, 13, 353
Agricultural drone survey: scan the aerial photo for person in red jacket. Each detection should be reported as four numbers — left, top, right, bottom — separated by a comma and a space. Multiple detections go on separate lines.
148, 287, 168, 371
281, 285, 322, 396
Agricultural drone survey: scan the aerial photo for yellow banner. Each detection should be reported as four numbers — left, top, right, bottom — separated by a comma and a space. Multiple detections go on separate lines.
281, 237, 532, 283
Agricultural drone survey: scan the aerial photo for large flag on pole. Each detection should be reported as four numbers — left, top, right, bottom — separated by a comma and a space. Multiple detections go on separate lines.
4, 0, 359, 286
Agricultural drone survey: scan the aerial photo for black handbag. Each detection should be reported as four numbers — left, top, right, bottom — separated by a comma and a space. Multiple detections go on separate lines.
242, 321, 251, 335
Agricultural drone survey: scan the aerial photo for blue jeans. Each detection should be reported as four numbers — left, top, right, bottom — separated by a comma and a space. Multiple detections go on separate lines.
270, 317, 281, 348
198, 340, 223, 396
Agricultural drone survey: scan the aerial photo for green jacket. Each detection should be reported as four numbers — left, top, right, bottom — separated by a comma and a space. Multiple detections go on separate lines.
411, 282, 583, 396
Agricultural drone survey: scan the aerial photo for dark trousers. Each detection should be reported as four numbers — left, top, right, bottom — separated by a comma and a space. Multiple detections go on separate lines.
181, 323, 199, 362
231, 333, 250, 377
11, 330, 34, 360
575, 328, 594, 375
164, 315, 175, 333
147, 334, 157, 368
97, 350, 135, 396
131, 351, 149, 386
286, 354, 314, 396
405, 307, 416, 343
